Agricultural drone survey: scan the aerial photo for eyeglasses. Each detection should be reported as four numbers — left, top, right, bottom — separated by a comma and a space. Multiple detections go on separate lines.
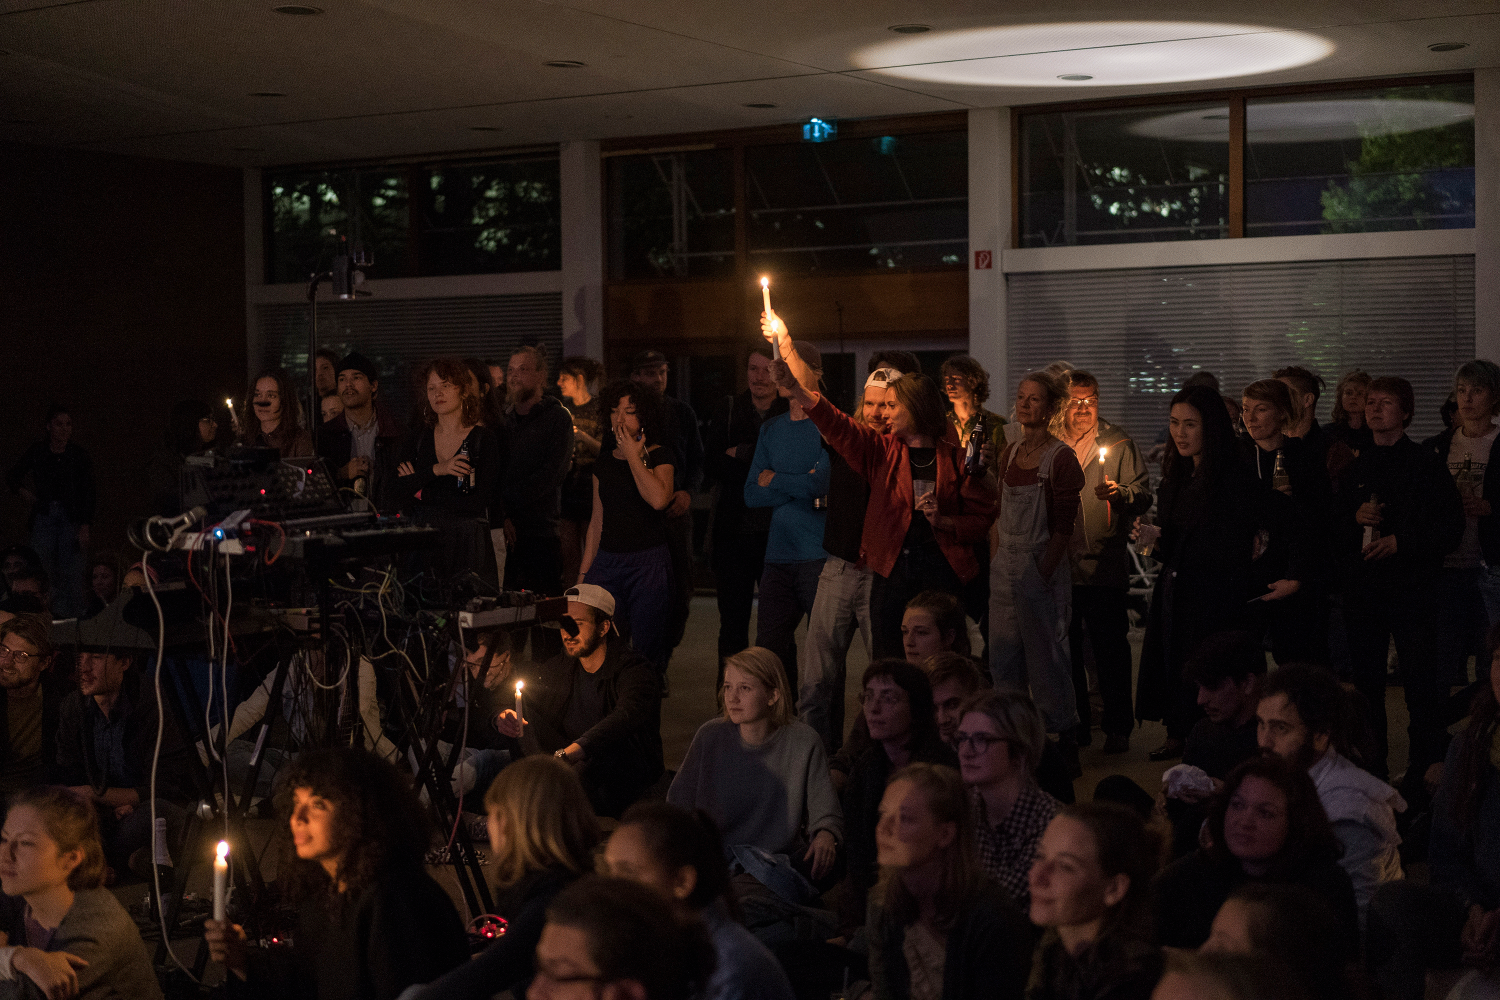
859, 690, 908, 709
1066, 397, 1099, 408
0, 646, 38, 665
954, 731, 1008, 754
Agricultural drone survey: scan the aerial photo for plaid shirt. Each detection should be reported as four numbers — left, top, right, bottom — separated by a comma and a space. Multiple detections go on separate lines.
972, 781, 1057, 909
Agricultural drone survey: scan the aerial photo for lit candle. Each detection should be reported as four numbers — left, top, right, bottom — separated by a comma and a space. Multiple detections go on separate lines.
224, 397, 240, 435
760, 277, 780, 360
1099, 445, 1108, 465
213, 841, 229, 922
514, 680, 524, 726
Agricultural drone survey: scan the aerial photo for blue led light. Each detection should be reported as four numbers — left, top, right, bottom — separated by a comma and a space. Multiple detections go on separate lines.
802, 117, 837, 142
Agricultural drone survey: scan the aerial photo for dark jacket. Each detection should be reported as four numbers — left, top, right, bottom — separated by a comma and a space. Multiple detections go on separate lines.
236, 863, 468, 1000
0, 668, 66, 796
1237, 434, 1333, 590
868, 880, 1032, 1000
663, 394, 706, 495
403, 865, 579, 1000
396, 424, 504, 523
5, 441, 96, 526
1025, 928, 1162, 1000
823, 450, 870, 565
502, 395, 574, 531
316, 403, 408, 517
1429, 724, 1500, 911
54, 671, 195, 803
0, 887, 163, 1000
706, 391, 788, 547
1334, 435, 1464, 587
844, 735, 958, 894
1071, 420, 1153, 589
524, 639, 663, 815
1422, 424, 1500, 565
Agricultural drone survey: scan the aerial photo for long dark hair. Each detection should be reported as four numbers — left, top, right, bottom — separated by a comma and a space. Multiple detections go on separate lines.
1452, 625, 1500, 831
1058, 802, 1164, 940
273, 748, 430, 904
1206, 755, 1342, 872
889, 374, 949, 440
861, 658, 942, 753
244, 369, 304, 446
598, 380, 668, 452
617, 802, 732, 912
1159, 385, 1241, 527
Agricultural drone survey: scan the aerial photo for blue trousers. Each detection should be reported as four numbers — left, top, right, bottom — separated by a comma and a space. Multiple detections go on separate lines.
754, 558, 825, 694
586, 544, 675, 673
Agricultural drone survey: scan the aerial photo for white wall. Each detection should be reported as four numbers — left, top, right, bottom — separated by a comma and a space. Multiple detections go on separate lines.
1476, 67, 1500, 361
967, 107, 1010, 388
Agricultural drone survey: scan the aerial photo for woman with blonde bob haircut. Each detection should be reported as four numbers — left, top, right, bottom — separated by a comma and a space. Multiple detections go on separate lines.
403, 755, 600, 1000
866, 762, 1032, 1000
669, 647, 843, 886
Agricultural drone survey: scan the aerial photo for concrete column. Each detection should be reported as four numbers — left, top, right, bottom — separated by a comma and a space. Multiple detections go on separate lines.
968, 107, 1011, 391
243, 167, 264, 380
560, 140, 604, 360
1476, 68, 1500, 361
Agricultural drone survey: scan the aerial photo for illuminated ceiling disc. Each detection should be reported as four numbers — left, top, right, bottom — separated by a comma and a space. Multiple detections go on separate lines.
856, 22, 1334, 87
1131, 98, 1475, 143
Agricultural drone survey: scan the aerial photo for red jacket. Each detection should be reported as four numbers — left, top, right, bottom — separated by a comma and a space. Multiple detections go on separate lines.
807, 396, 997, 582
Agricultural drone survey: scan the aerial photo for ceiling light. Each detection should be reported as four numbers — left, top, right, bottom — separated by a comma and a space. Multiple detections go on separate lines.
856, 21, 1334, 87
888, 24, 930, 34
272, 4, 323, 13
744, 102, 777, 108
1427, 42, 1467, 52
1132, 98, 1473, 143
543, 60, 586, 69
1057, 74, 1092, 81
250, 91, 286, 97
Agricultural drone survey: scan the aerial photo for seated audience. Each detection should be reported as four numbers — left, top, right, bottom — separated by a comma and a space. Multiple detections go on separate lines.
1202, 883, 1359, 1000
1367, 634, 1500, 999
0, 613, 64, 799
532, 876, 717, 1000
1150, 951, 1311, 1000
84, 555, 117, 619
956, 688, 1058, 911
444, 629, 518, 802
5, 570, 49, 619
53, 599, 194, 873
925, 652, 987, 746
0, 786, 162, 999
605, 802, 796, 1000
0, 592, 45, 629
902, 591, 971, 666
1256, 662, 1404, 923
523, 584, 663, 818
241, 369, 314, 457
205, 747, 468, 999
842, 661, 956, 906
1151, 755, 1358, 952
401, 755, 599, 1000
668, 647, 841, 888
866, 763, 1031, 1000
1026, 803, 1164, 1000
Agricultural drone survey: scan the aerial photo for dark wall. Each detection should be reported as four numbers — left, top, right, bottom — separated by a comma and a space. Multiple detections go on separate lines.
0, 142, 246, 570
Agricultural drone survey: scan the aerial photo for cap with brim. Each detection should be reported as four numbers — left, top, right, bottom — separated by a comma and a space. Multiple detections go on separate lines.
629, 350, 669, 373
562, 584, 615, 618
865, 368, 898, 390
52, 593, 157, 654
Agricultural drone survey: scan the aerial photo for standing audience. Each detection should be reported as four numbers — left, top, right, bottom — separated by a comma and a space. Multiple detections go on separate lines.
319, 351, 406, 516
242, 369, 315, 457
558, 356, 607, 590
5, 405, 95, 619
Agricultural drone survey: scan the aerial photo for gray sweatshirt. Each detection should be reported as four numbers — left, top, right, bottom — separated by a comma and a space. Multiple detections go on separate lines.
668, 718, 843, 856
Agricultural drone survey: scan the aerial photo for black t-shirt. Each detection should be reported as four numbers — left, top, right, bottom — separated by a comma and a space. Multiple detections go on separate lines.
561, 667, 606, 743
1183, 715, 1261, 780
593, 443, 680, 553
904, 447, 938, 548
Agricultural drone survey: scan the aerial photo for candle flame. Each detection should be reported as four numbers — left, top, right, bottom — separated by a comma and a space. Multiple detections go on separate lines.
515, 680, 524, 693
759, 276, 769, 288
1099, 446, 1108, 462
225, 398, 233, 407
216, 840, 229, 861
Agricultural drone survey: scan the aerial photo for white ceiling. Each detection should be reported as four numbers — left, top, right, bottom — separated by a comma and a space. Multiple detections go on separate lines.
0, 0, 1493, 167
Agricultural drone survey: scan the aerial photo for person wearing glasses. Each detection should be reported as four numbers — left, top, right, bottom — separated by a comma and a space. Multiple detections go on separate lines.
954, 688, 1058, 912
0, 613, 63, 798
1059, 370, 1153, 755
520, 584, 664, 819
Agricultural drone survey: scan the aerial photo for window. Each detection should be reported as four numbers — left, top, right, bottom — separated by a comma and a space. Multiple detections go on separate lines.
265, 154, 562, 284
1245, 83, 1475, 237
607, 149, 735, 280
1020, 103, 1230, 247
746, 131, 967, 273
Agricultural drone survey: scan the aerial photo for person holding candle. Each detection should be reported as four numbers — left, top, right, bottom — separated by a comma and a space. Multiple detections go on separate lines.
204, 747, 468, 1000
1058, 371, 1152, 755
0, 786, 162, 1000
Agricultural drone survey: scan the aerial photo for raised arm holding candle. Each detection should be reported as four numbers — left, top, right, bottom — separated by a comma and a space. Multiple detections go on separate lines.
760, 278, 780, 360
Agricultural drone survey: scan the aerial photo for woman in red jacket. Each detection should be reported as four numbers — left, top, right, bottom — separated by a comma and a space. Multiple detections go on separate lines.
762, 312, 996, 659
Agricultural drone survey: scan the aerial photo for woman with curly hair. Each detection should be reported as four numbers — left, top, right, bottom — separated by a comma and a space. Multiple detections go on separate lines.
396, 356, 504, 585
577, 380, 678, 673
205, 747, 468, 1000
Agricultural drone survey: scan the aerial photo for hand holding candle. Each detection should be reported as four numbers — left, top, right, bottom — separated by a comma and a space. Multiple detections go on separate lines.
760, 277, 780, 360
213, 841, 229, 922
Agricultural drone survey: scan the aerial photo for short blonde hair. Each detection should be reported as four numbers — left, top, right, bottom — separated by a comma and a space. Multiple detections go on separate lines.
956, 687, 1046, 774
721, 646, 793, 729
484, 756, 599, 889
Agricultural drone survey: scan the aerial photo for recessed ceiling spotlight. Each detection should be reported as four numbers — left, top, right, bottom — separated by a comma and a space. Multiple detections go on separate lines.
273, 4, 323, 13
250, 91, 287, 97
744, 102, 777, 108
470, 126, 501, 131
543, 60, 586, 68
1057, 74, 1093, 81
888, 24, 931, 33
1427, 41, 1467, 52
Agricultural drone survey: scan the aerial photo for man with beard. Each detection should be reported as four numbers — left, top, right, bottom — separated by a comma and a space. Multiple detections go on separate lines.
316, 351, 405, 514
502, 346, 574, 662
0, 613, 64, 796
1257, 662, 1405, 925
520, 584, 663, 817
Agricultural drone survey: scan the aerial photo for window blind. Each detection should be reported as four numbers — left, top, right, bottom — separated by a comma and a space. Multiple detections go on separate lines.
257, 292, 564, 420
1006, 255, 1475, 445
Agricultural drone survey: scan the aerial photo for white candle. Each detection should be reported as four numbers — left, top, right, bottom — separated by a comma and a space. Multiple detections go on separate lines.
213, 840, 229, 922
224, 397, 240, 435
514, 680, 524, 725
760, 277, 780, 360
1099, 445, 1108, 465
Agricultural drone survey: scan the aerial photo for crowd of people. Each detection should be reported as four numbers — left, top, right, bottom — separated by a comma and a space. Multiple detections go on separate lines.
0, 316, 1496, 1000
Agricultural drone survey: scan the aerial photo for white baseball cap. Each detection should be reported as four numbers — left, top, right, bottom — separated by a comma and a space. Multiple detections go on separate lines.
563, 583, 616, 618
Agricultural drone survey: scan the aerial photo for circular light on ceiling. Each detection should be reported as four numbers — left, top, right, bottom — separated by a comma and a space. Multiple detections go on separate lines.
1428, 41, 1467, 52
1057, 74, 1093, 81
744, 102, 777, 108
273, 5, 323, 14
856, 22, 1334, 87
543, 60, 586, 69
888, 24, 931, 34
1131, 98, 1474, 143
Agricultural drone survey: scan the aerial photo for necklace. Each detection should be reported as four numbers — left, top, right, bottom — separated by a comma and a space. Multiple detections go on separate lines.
1017, 436, 1049, 461
909, 452, 936, 470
